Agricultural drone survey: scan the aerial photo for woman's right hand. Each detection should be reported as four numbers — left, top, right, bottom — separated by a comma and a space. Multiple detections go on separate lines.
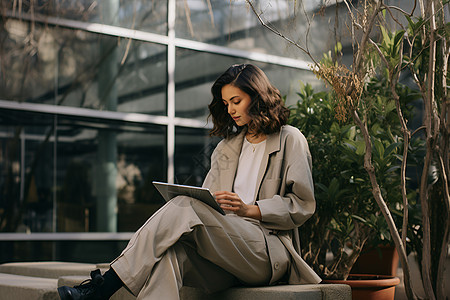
215, 191, 262, 220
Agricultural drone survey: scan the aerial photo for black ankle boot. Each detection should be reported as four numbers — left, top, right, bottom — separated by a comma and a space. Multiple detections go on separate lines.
58, 269, 106, 300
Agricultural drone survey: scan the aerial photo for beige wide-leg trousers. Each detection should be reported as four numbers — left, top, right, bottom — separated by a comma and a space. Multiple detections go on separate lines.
110, 196, 275, 300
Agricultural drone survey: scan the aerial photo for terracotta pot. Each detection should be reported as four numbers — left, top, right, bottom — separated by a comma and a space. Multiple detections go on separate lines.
322, 274, 400, 300
350, 244, 399, 276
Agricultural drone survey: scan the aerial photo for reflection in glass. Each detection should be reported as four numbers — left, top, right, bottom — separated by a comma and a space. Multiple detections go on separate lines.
175, 49, 248, 120
0, 119, 55, 233
57, 119, 167, 232
175, 0, 320, 60
174, 127, 220, 187
4, 1, 167, 34
262, 65, 322, 107
0, 110, 167, 233
174, 50, 316, 115
1, 22, 167, 116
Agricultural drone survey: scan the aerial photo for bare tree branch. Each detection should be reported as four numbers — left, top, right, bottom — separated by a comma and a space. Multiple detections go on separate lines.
354, 0, 382, 75
245, 0, 318, 66
206, 0, 215, 28
382, 3, 409, 30
183, 0, 194, 37
419, 1, 437, 298
120, 0, 137, 65
383, 3, 416, 17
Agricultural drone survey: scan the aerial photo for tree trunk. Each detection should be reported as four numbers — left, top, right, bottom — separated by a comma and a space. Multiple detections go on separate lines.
351, 110, 417, 300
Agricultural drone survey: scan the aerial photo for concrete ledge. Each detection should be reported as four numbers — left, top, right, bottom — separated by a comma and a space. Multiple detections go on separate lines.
313, 284, 352, 300
0, 261, 101, 279
2, 262, 351, 300
59, 275, 351, 300
0, 273, 58, 300
180, 284, 351, 300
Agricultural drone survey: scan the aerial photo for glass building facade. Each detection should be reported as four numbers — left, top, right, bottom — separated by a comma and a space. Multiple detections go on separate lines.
0, 0, 418, 262
1, 0, 347, 261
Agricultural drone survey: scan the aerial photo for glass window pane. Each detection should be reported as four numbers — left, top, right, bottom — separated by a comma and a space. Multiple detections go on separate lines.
174, 127, 220, 187
175, 49, 248, 120
0, 109, 167, 233
0, 112, 56, 233
263, 65, 322, 107
175, 50, 317, 117
56, 117, 167, 233
5, 1, 167, 35
1, 23, 167, 116
175, 0, 317, 60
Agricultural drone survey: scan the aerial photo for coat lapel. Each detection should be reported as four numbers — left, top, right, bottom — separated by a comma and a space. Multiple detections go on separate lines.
218, 131, 245, 191
253, 129, 282, 203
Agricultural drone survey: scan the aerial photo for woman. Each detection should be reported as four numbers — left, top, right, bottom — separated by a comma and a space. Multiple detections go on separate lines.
58, 64, 320, 300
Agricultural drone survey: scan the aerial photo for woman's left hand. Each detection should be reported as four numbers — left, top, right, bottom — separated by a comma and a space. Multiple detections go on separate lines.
215, 191, 262, 220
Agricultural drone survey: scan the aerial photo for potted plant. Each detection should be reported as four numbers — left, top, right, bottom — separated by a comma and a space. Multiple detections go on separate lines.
288, 82, 371, 280
247, 0, 449, 299
288, 75, 417, 260
289, 75, 418, 300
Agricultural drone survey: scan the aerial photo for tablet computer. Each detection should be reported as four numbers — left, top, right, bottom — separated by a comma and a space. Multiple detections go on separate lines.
152, 181, 225, 215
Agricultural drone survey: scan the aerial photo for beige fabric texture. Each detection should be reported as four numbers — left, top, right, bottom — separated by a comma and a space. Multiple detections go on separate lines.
203, 125, 321, 285
111, 197, 274, 299
111, 125, 320, 299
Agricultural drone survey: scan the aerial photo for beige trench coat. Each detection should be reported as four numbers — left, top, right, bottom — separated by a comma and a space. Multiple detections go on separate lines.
202, 125, 321, 285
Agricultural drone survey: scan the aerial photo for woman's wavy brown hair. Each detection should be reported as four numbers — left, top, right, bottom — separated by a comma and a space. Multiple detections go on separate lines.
209, 64, 290, 139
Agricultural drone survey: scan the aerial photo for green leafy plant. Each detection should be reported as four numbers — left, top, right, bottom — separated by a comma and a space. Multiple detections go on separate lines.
249, 0, 449, 298
290, 76, 420, 280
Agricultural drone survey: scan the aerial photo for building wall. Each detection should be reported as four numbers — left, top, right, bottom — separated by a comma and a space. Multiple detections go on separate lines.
2, 0, 420, 236
0, 0, 420, 263
1, 0, 330, 235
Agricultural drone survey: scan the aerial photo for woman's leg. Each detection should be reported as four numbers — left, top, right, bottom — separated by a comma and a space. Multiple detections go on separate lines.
136, 242, 239, 300
111, 196, 271, 297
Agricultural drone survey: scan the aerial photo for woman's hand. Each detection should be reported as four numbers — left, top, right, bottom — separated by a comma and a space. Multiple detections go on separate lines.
215, 191, 262, 220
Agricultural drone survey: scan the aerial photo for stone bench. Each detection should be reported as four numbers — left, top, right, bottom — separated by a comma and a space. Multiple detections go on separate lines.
0, 262, 104, 300
0, 273, 59, 300
0, 261, 102, 279
59, 275, 351, 300
0, 261, 352, 300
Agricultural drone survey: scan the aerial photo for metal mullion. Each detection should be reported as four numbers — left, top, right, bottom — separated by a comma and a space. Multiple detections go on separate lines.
0, 99, 169, 125
173, 38, 311, 70
5, 10, 170, 46
0, 99, 211, 129
167, 0, 176, 183
20, 128, 25, 203
5, 10, 312, 70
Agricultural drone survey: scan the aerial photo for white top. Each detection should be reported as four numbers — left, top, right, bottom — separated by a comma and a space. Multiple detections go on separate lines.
233, 137, 266, 205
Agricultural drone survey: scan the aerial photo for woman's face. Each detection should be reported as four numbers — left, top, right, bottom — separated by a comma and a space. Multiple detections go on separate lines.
221, 84, 252, 127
